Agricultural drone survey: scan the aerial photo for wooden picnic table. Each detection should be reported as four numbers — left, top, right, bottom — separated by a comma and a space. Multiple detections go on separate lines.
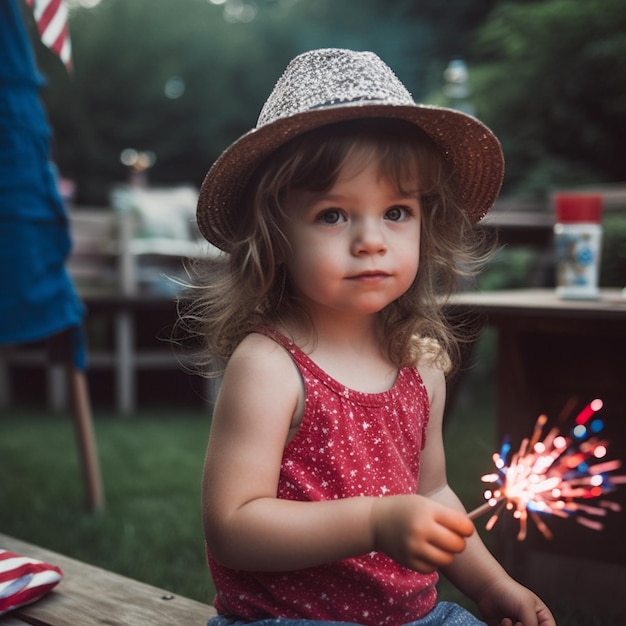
445, 288, 626, 614
0, 533, 216, 626
447, 288, 626, 440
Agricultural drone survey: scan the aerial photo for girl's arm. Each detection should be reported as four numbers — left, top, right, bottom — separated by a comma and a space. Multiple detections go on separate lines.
203, 332, 377, 571
202, 333, 472, 573
417, 362, 555, 626
416, 361, 508, 584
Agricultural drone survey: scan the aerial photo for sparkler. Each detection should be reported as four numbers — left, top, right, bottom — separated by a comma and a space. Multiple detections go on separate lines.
467, 399, 626, 540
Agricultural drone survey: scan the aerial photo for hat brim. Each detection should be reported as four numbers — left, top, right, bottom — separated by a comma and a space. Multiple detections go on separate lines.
197, 102, 504, 252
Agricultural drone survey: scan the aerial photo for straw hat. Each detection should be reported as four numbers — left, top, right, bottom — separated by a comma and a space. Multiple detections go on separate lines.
196, 48, 504, 252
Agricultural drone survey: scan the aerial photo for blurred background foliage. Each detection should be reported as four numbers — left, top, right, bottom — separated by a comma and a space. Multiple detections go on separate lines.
472, 0, 626, 197
20, 0, 626, 206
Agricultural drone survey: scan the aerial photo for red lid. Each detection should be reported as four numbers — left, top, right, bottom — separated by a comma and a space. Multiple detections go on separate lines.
554, 193, 603, 223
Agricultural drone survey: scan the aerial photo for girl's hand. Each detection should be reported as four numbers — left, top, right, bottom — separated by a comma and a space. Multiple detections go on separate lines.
475, 578, 556, 626
370, 494, 474, 573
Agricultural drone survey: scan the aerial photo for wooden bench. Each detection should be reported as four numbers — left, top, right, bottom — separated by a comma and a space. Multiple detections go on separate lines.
0, 533, 216, 626
480, 186, 626, 248
1, 196, 220, 414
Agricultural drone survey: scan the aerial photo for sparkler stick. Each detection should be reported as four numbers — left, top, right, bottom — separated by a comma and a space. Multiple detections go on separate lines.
468, 499, 503, 521
467, 399, 625, 540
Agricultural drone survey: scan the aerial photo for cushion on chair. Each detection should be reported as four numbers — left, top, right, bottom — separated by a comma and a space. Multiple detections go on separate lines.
0, 549, 63, 615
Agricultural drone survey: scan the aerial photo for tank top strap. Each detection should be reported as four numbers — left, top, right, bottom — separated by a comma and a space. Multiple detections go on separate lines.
253, 327, 328, 382
254, 327, 295, 352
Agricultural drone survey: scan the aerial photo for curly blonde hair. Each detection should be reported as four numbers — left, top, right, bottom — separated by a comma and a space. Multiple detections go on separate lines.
178, 118, 493, 376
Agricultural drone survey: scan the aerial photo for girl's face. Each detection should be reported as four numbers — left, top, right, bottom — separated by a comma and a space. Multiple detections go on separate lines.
282, 158, 421, 324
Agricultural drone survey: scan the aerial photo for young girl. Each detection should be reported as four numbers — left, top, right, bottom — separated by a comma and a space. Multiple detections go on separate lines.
186, 49, 555, 626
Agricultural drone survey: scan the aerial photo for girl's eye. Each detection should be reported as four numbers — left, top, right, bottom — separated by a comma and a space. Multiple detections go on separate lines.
318, 209, 345, 224
385, 205, 411, 221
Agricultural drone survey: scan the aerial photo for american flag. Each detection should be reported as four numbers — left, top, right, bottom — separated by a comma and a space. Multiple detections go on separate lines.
0, 550, 63, 614
25, 0, 72, 71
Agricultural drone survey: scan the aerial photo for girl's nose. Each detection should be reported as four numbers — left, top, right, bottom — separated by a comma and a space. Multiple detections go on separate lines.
351, 219, 387, 256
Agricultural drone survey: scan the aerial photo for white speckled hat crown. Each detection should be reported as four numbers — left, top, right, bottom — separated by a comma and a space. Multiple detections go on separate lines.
197, 48, 504, 251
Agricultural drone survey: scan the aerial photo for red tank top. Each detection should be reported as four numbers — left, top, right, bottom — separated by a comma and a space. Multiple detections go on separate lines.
208, 328, 438, 626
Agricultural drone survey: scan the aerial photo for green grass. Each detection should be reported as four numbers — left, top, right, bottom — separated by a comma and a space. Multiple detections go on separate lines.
0, 410, 214, 605
0, 359, 621, 624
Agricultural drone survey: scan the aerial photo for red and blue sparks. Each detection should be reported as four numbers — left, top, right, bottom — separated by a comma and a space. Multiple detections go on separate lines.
468, 399, 625, 540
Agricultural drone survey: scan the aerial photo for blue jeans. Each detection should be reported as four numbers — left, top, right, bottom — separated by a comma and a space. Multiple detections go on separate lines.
208, 601, 486, 625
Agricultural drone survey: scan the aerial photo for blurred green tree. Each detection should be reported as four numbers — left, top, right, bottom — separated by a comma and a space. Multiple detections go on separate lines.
470, 0, 626, 196
24, 0, 625, 204
28, 0, 439, 204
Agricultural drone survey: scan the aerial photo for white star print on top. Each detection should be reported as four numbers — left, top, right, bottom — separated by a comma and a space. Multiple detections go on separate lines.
208, 328, 437, 626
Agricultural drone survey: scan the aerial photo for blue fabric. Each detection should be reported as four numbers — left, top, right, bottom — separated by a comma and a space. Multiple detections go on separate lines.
207, 601, 486, 626
0, 0, 85, 368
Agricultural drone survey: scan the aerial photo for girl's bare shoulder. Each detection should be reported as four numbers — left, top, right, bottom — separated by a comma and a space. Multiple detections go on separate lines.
412, 335, 451, 374
227, 331, 300, 385
214, 331, 304, 435
412, 336, 448, 405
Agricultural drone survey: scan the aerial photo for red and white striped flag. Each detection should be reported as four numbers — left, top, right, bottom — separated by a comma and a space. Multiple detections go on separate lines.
0, 550, 63, 615
25, 0, 72, 71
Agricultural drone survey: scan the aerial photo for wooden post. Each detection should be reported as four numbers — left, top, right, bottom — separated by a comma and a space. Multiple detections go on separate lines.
67, 365, 105, 511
